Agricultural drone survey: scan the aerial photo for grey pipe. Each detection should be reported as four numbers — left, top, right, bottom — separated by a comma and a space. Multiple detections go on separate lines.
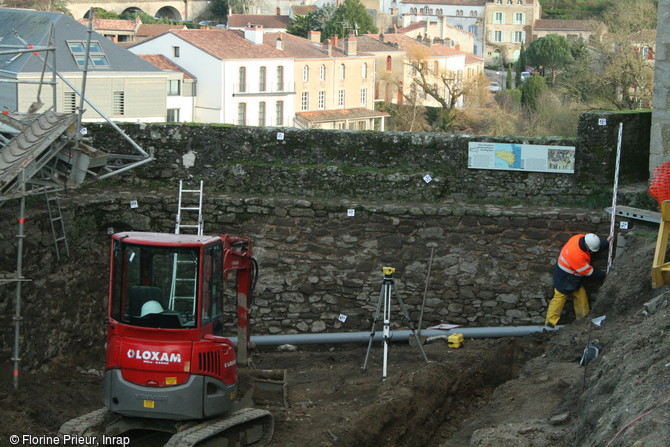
230, 325, 554, 346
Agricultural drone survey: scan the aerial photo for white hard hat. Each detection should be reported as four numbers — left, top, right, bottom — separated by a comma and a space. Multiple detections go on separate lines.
141, 300, 164, 317
584, 234, 600, 252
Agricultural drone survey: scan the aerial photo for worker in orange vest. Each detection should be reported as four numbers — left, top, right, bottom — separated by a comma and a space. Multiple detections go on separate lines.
545, 233, 607, 328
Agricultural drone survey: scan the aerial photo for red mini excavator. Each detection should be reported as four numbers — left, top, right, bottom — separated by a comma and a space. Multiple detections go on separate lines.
59, 231, 274, 446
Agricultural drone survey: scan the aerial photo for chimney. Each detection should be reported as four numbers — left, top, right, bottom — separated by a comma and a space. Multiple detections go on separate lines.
308, 30, 321, 43
244, 24, 264, 44
344, 31, 357, 56
455, 44, 460, 51
438, 15, 446, 39
276, 35, 284, 50
379, 33, 384, 42
331, 34, 338, 49
324, 38, 332, 56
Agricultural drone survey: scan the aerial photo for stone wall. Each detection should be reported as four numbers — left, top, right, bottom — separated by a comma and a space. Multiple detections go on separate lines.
84, 110, 649, 206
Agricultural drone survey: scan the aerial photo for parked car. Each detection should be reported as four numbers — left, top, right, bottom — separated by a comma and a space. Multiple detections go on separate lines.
489, 81, 502, 92
521, 72, 532, 82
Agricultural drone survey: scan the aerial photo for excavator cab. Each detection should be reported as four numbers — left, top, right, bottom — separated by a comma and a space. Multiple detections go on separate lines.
104, 232, 240, 421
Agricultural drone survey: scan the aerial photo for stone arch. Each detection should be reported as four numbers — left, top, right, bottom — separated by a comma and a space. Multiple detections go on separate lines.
155, 5, 182, 20
121, 6, 146, 17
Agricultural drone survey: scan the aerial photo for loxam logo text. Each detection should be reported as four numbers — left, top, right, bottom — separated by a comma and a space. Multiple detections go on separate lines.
127, 349, 182, 364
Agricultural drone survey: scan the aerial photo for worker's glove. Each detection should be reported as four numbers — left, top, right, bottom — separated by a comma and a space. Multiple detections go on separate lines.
592, 269, 606, 281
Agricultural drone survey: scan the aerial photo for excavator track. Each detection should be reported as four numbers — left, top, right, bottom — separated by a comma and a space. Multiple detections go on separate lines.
58, 407, 108, 437
165, 408, 274, 447
59, 407, 274, 447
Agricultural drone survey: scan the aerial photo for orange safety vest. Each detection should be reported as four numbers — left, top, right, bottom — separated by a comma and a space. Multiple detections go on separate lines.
557, 234, 594, 277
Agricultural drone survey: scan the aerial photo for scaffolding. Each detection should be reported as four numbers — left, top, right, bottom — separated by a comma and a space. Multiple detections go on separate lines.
1, 17, 153, 388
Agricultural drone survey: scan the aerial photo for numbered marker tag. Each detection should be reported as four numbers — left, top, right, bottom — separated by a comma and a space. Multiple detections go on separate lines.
347, 209, 355, 217
620, 221, 629, 229
338, 314, 347, 323
277, 132, 285, 140
80, 127, 88, 135
130, 200, 139, 209
598, 118, 607, 126
423, 174, 433, 183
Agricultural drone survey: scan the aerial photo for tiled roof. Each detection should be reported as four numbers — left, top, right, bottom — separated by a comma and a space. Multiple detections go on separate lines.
364, 33, 463, 58
137, 24, 187, 37
169, 29, 288, 59
265, 32, 373, 59
533, 19, 601, 31
76, 18, 136, 31
465, 53, 483, 64
292, 5, 318, 16
400, 0, 485, 5
137, 54, 194, 79
356, 35, 405, 52
227, 14, 290, 29
296, 108, 390, 122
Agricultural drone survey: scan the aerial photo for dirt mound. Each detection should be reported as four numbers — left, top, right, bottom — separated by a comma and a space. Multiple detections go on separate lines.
1, 234, 669, 447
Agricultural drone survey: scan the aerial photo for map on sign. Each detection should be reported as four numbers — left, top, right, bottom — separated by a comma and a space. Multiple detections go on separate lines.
468, 142, 575, 174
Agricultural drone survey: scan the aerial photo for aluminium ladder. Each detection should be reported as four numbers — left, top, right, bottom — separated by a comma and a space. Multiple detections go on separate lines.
45, 193, 69, 260
169, 181, 204, 314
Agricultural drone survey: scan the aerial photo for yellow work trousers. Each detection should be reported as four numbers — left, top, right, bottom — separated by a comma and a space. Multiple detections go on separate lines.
545, 286, 589, 327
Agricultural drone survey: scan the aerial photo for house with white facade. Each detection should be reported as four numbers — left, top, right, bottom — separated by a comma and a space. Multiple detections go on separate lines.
137, 54, 196, 122
130, 27, 296, 126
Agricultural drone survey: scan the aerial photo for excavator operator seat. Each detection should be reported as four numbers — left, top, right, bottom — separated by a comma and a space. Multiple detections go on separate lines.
128, 286, 164, 318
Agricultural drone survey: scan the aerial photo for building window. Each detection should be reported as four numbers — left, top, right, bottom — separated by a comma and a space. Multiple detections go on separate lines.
167, 108, 180, 122
471, 10, 477, 16
63, 91, 76, 113
338, 89, 345, 107
513, 31, 525, 43
67, 41, 109, 67
302, 65, 309, 82
239, 67, 246, 93
113, 91, 124, 115
456, 24, 463, 30
514, 13, 525, 24
507, 0, 512, 4
173, 46, 180, 57
277, 65, 284, 91
340, 63, 346, 80
276, 101, 284, 126
301, 92, 308, 111
360, 88, 367, 106
493, 31, 504, 42
238, 103, 246, 125
318, 90, 325, 109
517, 0, 523, 4
436, 8, 442, 15
259, 101, 266, 126
469, 25, 478, 35
494, 12, 504, 24
362, 63, 368, 78
167, 79, 181, 96
259, 66, 266, 92
320, 64, 326, 81
386, 56, 392, 72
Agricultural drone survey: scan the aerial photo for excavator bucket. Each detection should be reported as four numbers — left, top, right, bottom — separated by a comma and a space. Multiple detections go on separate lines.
247, 369, 289, 409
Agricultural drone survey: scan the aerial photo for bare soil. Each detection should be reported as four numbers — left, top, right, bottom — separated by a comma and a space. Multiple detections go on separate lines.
1, 235, 669, 447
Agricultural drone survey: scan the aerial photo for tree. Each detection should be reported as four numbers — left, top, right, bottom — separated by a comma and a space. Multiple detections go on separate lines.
286, 4, 337, 40
209, 0, 229, 24
322, 0, 377, 39
521, 73, 548, 108
515, 43, 526, 87
506, 66, 513, 90
557, 0, 656, 109
525, 34, 573, 84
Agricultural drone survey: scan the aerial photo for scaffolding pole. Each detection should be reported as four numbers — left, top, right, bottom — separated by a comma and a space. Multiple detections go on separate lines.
11, 171, 26, 389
